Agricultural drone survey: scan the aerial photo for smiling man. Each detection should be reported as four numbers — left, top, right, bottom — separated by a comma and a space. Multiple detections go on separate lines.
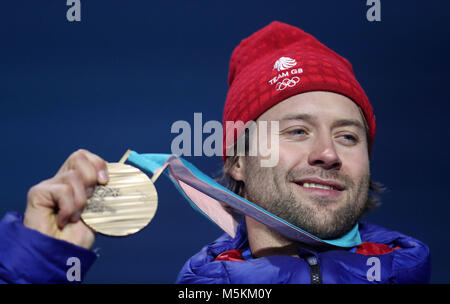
242, 92, 371, 241
175, 21, 431, 283
0, 21, 431, 284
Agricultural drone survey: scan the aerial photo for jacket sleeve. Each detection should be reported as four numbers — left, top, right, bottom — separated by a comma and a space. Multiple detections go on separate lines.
0, 212, 97, 284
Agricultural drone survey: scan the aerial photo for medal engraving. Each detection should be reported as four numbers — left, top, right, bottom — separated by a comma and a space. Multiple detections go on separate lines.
85, 186, 119, 214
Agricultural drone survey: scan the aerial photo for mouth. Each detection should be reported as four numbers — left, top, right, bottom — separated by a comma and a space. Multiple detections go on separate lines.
293, 178, 345, 198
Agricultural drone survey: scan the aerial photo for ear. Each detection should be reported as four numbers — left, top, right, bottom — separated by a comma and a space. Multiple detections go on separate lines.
229, 156, 246, 182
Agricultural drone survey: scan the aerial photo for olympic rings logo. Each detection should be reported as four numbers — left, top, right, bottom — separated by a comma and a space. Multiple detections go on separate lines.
275, 76, 300, 91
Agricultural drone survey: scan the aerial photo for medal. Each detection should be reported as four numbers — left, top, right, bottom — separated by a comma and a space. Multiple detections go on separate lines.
81, 150, 159, 236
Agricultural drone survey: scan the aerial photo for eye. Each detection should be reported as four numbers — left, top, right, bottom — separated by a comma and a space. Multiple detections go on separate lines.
341, 134, 358, 143
281, 128, 308, 141
288, 128, 307, 136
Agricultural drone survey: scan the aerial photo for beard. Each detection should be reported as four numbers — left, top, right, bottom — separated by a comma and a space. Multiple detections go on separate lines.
243, 156, 370, 239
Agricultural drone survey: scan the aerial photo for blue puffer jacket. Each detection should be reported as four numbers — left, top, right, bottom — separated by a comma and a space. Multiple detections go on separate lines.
0, 212, 97, 284
176, 220, 431, 284
0, 211, 431, 284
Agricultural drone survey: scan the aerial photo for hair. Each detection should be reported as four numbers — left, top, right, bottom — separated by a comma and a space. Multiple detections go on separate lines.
217, 108, 385, 215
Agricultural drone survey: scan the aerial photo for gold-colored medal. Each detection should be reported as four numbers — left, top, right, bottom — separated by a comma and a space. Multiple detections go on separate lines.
81, 151, 158, 236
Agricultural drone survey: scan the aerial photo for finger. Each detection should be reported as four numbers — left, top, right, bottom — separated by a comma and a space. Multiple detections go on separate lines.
73, 154, 99, 189
47, 183, 76, 229
57, 170, 88, 223
58, 149, 108, 185
58, 151, 99, 190
81, 150, 109, 184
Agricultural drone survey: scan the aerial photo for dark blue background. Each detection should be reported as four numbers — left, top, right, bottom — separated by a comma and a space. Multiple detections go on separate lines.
1, 1, 449, 283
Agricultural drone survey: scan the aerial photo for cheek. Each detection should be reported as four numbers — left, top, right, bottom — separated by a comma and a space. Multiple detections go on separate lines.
340, 149, 370, 181
277, 142, 308, 169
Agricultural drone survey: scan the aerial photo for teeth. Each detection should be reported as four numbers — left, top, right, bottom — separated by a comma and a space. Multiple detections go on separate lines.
302, 182, 335, 191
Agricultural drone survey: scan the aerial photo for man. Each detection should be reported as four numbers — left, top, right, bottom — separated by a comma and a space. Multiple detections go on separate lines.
175, 21, 430, 283
0, 21, 430, 283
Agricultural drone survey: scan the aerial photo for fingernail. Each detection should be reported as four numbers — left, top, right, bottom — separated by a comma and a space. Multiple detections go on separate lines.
98, 170, 108, 183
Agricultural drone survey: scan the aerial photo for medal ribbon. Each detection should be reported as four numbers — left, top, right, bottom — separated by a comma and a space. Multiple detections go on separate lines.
127, 151, 362, 248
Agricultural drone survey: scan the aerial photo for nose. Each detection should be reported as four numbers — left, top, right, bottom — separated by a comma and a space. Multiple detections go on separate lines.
307, 133, 342, 170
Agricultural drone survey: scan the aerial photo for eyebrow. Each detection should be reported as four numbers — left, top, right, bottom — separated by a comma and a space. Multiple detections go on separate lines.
280, 113, 365, 132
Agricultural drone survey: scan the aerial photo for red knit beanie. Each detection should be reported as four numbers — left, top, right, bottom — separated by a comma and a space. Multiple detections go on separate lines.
222, 21, 375, 160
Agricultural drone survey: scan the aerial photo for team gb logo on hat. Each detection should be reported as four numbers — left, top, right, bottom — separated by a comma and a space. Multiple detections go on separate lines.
273, 57, 297, 71
269, 56, 304, 91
